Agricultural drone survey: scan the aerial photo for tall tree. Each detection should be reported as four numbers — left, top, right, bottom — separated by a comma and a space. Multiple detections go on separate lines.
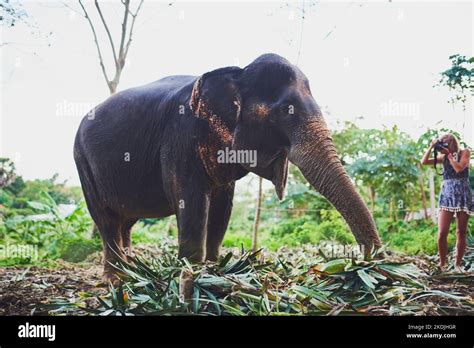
334, 124, 420, 221
78, 0, 144, 94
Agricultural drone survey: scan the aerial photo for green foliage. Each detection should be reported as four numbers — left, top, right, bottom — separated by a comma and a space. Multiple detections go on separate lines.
4, 175, 26, 196
1, 191, 95, 262
377, 218, 455, 255
222, 232, 253, 250
268, 210, 354, 248
0, 172, 83, 219
260, 164, 332, 228
132, 218, 177, 244
312, 210, 355, 244
333, 121, 383, 166
0, 188, 14, 207
13, 174, 83, 206
58, 237, 101, 262
333, 124, 422, 220
269, 216, 317, 246
437, 54, 474, 107
48, 244, 474, 316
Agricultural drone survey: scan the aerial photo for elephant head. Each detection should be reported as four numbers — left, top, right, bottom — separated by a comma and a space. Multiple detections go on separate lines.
190, 53, 382, 254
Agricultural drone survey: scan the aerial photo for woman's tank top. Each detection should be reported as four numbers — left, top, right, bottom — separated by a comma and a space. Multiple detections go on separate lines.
442, 153, 469, 180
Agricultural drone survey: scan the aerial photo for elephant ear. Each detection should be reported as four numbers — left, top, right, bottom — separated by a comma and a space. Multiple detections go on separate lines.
189, 67, 243, 184
189, 66, 243, 138
271, 150, 289, 200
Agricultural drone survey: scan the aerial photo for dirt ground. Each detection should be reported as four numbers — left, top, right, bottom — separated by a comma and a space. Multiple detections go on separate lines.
0, 260, 107, 315
0, 249, 472, 316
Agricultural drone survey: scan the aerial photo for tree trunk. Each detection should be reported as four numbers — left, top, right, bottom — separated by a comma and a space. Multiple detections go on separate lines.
389, 199, 393, 222
392, 199, 398, 222
166, 217, 174, 236
370, 186, 376, 214
252, 177, 263, 251
428, 168, 437, 223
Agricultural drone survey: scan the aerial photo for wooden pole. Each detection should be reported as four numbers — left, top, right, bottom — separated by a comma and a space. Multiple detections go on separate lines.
370, 186, 376, 214
428, 168, 437, 223
252, 177, 263, 251
417, 164, 428, 219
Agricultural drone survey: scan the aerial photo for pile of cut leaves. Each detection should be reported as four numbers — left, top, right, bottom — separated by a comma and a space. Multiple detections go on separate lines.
47, 242, 474, 316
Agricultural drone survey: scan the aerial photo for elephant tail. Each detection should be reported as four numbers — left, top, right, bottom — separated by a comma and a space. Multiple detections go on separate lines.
73, 132, 103, 223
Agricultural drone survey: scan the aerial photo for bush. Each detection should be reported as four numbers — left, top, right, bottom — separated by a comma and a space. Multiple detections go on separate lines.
58, 237, 101, 262
312, 210, 355, 244
1, 192, 94, 262
132, 218, 177, 245
222, 233, 253, 249
377, 218, 456, 255
268, 210, 355, 248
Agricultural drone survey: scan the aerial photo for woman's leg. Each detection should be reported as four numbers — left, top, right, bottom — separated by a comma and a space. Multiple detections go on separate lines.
438, 209, 454, 268
455, 211, 469, 269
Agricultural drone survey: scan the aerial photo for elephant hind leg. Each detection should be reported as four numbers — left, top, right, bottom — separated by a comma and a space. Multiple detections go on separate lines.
93, 209, 128, 282
75, 149, 130, 281
206, 183, 235, 261
120, 219, 137, 259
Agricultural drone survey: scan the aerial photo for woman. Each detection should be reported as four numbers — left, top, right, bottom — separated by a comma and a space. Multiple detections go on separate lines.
421, 133, 472, 272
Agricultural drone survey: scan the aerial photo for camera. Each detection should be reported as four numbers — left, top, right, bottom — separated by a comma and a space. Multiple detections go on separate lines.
432, 140, 450, 175
434, 140, 449, 151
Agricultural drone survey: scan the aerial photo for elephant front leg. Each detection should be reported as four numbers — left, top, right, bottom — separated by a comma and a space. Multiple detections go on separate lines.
206, 183, 235, 261
176, 189, 211, 263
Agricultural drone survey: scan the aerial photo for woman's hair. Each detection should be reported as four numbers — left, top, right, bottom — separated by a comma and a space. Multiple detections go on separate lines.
441, 133, 460, 153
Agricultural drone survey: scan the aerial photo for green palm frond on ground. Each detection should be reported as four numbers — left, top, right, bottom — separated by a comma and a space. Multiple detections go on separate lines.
47, 242, 473, 316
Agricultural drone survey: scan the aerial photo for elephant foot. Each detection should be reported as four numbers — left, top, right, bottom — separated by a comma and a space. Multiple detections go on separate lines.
372, 248, 387, 260
205, 252, 219, 262
101, 259, 124, 286
178, 247, 205, 264
101, 270, 121, 286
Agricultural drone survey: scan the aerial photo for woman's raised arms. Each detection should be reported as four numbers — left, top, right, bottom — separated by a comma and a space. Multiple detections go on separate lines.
420, 138, 445, 166
448, 148, 471, 173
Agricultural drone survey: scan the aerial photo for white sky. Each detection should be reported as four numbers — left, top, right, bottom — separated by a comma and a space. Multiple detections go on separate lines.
1, 0, 473, 187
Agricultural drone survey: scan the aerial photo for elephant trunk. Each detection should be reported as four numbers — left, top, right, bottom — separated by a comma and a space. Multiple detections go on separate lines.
288, 119, 382, 255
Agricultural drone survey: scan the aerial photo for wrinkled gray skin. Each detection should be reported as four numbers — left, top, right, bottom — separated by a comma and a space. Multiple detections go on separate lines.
74, 53, 382, 280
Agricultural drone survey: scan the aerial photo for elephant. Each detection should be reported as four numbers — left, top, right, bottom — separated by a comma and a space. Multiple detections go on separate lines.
74, 53, 382, 281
